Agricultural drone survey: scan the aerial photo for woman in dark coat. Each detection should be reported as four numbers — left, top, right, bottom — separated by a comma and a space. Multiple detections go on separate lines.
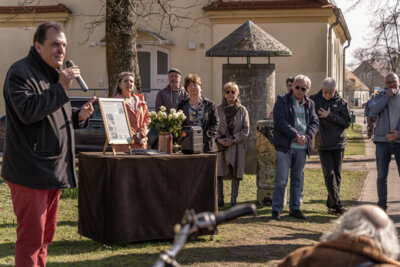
177, 74, 219, 153
215, 82, 250, 207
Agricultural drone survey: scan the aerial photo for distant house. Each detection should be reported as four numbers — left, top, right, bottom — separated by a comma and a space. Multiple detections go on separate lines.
344, 70, 370, 107
353, 60, 390, 93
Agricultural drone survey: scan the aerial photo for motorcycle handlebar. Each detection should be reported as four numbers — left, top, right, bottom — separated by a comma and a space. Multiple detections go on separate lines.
215, 204, 256, 225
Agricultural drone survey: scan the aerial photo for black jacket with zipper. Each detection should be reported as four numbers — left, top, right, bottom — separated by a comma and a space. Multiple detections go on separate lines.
310, 90, 351, 151
177, 97, 219, 152
2, 46, 83, 189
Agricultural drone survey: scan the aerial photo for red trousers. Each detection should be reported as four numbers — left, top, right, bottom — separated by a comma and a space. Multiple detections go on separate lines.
8, 182, 60, 267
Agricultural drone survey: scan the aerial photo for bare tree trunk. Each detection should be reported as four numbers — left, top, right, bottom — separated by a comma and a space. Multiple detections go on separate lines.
106, 0, 141, 97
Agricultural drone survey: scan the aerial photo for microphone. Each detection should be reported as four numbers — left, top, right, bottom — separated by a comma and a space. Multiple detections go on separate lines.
65, 60, 89, 92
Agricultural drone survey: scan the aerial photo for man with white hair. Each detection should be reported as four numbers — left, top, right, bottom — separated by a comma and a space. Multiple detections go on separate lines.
369, 72, 400, 211
271, 74, 319, 220
278, 205, 400, 266
310, 78, 351, 215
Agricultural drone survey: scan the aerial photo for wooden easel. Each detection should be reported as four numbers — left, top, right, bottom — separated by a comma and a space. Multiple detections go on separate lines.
98, 98, 135, 156
103, 140, 133, 156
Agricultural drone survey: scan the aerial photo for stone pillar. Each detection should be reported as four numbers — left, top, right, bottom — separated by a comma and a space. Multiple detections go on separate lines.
222, 64, 275, 174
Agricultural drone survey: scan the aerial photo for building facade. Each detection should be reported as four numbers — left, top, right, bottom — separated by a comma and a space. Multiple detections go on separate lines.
0, 0, 350, 116
353, 60, 389, 94
344, 69, 370, 107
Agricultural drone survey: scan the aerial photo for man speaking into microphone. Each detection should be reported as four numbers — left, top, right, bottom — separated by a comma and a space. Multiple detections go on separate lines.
2, 21, 95, 267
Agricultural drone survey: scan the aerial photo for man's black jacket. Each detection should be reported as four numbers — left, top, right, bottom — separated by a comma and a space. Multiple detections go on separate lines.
2, 46, 83, 189
310, 90, 351, 150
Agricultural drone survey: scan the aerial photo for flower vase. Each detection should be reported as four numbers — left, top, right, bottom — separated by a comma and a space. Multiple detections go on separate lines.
158, 132, 173, 154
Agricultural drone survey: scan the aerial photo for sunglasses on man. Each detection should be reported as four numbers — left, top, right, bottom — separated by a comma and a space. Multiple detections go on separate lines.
295, 85, 307, 92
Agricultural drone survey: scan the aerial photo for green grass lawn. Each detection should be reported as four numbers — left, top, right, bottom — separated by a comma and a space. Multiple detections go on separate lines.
0, 167, 367, 266
345, 124, 365, 156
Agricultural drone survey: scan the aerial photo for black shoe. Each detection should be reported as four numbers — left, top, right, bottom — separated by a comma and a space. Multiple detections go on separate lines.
218, 199, 224, 207
289, 209, 307, 219
328, 207, 347, 215
271, 210, 281, 220
230, 197, 236, 207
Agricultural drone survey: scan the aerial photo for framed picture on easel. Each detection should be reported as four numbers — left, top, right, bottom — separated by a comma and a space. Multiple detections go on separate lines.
98, 98, 133, 155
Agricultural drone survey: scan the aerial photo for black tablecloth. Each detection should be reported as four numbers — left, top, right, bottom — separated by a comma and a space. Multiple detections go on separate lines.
78, 152, 217, 244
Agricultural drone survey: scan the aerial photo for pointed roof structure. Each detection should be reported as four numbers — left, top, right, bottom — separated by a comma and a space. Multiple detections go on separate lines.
206, 20, 292, 57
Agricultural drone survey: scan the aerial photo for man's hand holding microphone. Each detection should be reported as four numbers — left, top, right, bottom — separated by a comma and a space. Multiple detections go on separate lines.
59, 59, 95, 121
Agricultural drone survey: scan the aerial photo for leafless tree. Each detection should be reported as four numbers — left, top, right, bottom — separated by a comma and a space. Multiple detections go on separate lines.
103, 0, 212, 96
348, 0, 400, 72
4, 0, 215, 95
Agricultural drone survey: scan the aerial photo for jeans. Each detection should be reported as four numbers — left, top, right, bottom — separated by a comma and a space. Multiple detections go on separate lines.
300, 171, 304, 200
318, 149, 344, 209
272, 148, 306, 212
376, 142, 400, 210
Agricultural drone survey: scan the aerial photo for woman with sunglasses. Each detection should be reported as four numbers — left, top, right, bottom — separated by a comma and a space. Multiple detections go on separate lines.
177, 74, 219, 153
215, 82, 250, 207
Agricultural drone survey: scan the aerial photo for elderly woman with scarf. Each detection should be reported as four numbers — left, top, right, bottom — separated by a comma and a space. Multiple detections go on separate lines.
215, 82, 250, 207
113, 72, 150, 151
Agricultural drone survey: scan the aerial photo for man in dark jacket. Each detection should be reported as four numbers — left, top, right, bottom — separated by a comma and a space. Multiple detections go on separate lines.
2, 21, 94, 266
310, 77, 351, 215
271, 75, 319, 220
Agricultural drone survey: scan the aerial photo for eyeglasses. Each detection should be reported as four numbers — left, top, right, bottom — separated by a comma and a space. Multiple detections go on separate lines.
295, 86, 307, 92
225, 90, 236, 95
386, 80, 397, 84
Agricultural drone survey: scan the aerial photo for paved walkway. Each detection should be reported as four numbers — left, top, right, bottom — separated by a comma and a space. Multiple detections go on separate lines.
355, 116, 400, 233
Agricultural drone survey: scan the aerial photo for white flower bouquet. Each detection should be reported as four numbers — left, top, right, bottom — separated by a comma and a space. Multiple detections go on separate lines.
149, 106, 187, 138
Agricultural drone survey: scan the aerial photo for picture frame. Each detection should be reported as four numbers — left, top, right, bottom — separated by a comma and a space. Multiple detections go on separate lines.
98, 98, 133, 155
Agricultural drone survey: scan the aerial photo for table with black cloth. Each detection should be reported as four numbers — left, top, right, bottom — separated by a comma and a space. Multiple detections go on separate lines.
78, 152, 217, 244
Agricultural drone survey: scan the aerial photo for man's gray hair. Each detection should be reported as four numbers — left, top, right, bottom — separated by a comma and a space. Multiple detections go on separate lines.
386, 72, 399, 81
320, 207, 400, 259
294, 74, 311, 90
321, 77, 336, 90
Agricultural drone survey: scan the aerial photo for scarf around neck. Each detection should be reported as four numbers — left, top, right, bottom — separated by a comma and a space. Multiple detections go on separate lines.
222, 98, 240, 136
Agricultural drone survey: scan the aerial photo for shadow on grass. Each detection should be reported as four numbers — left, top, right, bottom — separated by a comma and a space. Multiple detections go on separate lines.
347, 137, 364, 141
45, 243, 303, 266
218, 200, 343, 225
57, 220, 78, 227
1, 240, 304, 266
0, 242, 14, 258
0, 222, 17, 227
269, 232, 320, 241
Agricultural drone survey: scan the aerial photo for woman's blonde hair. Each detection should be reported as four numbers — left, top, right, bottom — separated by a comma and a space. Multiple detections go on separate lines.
223, 82, 241, 104
223, 82, 240, 94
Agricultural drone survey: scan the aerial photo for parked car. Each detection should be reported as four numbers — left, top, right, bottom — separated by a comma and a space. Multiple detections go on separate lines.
70, 97, 108, 152
0, 97, 107, 153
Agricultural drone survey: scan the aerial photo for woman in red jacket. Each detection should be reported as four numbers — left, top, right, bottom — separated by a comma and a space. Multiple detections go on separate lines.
113, 72, 150, 150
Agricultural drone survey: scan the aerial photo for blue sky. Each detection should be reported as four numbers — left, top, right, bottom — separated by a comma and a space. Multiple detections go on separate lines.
334, 0, 373, 67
